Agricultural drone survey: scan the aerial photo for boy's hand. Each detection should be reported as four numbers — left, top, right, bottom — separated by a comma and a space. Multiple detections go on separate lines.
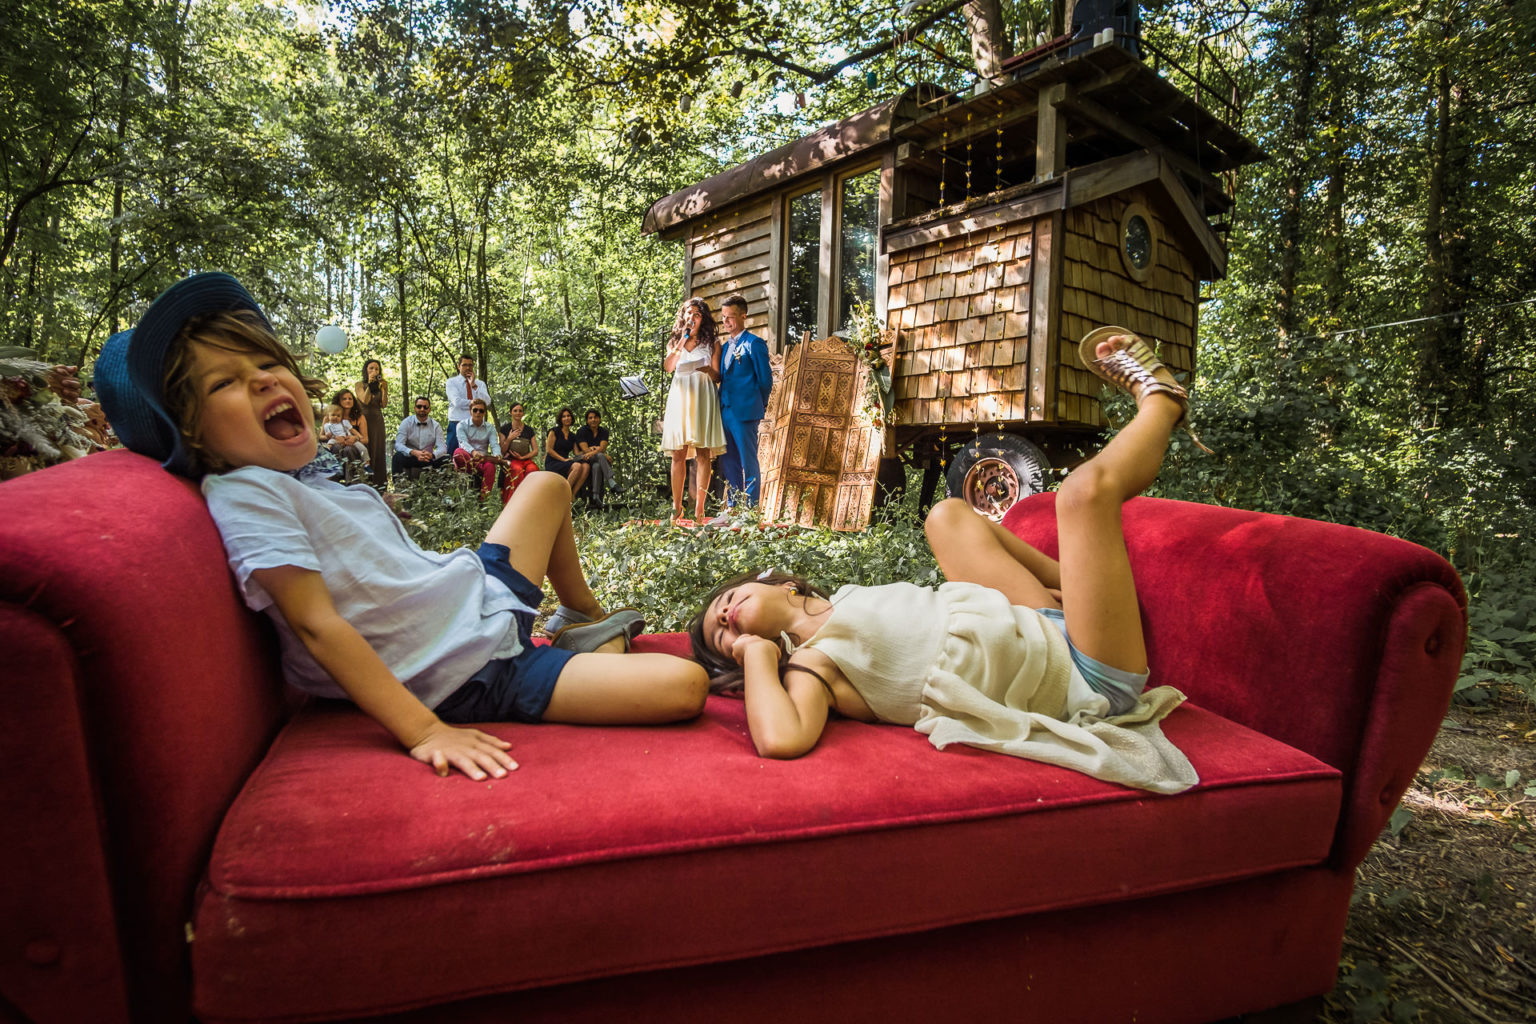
408, 721, 518, 780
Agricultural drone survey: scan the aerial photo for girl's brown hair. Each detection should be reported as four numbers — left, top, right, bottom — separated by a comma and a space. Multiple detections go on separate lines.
161, 309, 325, 477
686, 569, 830, 695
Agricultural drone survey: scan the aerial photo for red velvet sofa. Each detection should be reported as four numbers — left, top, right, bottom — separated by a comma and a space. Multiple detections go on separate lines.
2, 449, 1466, 1024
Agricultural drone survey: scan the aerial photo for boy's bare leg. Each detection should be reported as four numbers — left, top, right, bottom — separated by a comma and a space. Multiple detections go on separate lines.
1055, 392, 1181, 675
485, 471, 602, 619
543, 652, 708, 723
924, 498, 1060, 608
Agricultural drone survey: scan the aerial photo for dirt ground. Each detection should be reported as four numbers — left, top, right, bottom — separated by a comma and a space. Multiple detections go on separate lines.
1321, 681, 1536, 1023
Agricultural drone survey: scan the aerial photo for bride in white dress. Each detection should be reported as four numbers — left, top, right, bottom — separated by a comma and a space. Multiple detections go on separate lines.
661, 298, 726, 522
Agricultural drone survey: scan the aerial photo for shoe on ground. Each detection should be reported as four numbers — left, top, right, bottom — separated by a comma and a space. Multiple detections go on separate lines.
706, 514, 732, 526
550, 608, 647, 653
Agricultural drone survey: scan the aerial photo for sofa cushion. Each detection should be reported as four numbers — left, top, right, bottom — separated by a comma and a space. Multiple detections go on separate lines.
192, 666, 1341, 1023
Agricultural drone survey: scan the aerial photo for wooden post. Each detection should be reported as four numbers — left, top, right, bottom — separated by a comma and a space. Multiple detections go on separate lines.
1036, 83, 1068, 183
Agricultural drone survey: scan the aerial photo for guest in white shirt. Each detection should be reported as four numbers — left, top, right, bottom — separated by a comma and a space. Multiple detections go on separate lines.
393, 395, 451, 478
445, 354, 491, 454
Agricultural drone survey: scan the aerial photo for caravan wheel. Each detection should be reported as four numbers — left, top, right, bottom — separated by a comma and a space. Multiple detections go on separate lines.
945, 435, 1049, 521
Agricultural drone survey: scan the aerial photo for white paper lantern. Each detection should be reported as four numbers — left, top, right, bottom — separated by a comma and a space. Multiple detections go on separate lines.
315, 325, 348, 354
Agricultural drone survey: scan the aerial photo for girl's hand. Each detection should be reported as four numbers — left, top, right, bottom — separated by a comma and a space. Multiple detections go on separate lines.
730, 633, 781, 667
408, 721, 517, 780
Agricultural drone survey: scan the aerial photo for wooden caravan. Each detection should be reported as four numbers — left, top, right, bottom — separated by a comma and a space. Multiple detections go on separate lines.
644, 10, 1263, 522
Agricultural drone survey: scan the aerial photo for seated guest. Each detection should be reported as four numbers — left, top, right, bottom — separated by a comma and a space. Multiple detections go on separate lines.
393, 395, 451, 478
498, 401, 539, 504
574, 408, 613, 509
453, 399, 503, 498
321, 403, 370, 470
544, 407, 591, 496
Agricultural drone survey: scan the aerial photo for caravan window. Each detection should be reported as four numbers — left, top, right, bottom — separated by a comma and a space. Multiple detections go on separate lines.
837, 170, 879, 332
784, 189, 823, 346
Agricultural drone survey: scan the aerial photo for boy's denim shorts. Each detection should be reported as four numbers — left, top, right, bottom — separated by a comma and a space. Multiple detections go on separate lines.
433, 543, 576, 724
1036, 607, 1150, 717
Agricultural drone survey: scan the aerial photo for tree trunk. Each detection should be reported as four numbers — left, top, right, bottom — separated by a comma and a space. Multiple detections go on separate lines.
1275, 0, 1321, 341
395, 208, 410, 418
962, 0, 1013, 79
1420, 35, 1474, 414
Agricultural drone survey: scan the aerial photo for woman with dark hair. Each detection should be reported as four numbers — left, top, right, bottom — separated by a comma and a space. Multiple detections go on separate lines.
544, 407, 591, 496
333, 389, 369, 446
353, 359, 390, 487
498, 401, 540, 504
661, 297, 725, 523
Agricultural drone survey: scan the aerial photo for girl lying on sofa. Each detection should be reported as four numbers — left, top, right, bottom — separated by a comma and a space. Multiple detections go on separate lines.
95, 273, 707, 781
688, 327, 1200, 794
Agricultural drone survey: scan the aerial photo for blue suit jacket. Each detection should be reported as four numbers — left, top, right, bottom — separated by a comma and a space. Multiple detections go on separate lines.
719, 331, 774, 421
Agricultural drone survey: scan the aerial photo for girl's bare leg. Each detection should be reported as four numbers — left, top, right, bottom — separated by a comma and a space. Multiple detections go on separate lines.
669, 450, 687, 517
485, 471, 602, 619
544, 652, 708, 723
1055, 391, 1181, 675
693, 455, 712, 520
568, 461, 591, 495
925, 498, 1061, 608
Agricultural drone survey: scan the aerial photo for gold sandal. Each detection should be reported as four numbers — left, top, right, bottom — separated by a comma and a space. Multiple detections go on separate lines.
1079, 325, 1212, 454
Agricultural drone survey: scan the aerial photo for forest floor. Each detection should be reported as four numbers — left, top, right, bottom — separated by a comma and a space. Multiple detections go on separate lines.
1321, 680, 1536, 1023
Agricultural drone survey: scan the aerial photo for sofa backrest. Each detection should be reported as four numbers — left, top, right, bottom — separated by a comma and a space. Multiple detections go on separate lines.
1004, 491, 1467, 866
1, 449, 290, 1024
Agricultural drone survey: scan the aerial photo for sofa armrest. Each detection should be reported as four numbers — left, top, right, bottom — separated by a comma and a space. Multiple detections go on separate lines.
0, 450, 290, 1023
1004, 494, 1467, 867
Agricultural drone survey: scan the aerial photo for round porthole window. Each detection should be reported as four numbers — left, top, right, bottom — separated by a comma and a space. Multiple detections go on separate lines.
1118, 202, 1157, 282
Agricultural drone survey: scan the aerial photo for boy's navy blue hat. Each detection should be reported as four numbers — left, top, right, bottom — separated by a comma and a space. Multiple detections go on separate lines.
94, 273, 270, 477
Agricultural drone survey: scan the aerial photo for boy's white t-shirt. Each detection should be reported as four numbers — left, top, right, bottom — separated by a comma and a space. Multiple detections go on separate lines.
202, 466, 529, 708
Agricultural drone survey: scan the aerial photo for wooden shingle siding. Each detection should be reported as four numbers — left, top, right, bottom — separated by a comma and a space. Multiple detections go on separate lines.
1057, 192, 1199, 428
888, 218, 1037, 429
686, 200, 775, 341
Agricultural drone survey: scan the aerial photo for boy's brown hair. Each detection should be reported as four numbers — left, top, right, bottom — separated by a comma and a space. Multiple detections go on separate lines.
161, 309, 325, 477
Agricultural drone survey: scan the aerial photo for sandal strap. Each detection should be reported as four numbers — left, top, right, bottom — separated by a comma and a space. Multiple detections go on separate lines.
1094, 339, 1188, 406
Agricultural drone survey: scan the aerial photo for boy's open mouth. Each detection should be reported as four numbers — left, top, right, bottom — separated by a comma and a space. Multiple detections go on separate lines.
263, 401, 307, 441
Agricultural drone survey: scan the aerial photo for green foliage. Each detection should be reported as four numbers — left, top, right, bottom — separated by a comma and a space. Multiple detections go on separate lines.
391, 467, 502, 553
578, 507, 942, 633
1456, 552, 1536, 704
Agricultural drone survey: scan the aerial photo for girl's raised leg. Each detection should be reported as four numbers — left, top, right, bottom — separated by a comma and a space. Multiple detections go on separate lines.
925, 498, 1063, 608
543, 652, 708, 723
1054, 340, 1183, 675
485, 471, 602, 620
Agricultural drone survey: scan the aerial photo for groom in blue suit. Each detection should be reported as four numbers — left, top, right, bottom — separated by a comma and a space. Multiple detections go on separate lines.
714, 294, 775, 520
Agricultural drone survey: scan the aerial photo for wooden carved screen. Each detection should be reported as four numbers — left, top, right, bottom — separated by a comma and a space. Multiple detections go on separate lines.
758, 336, 882, 531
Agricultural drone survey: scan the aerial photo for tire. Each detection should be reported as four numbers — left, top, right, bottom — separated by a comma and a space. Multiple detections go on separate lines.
945, 434, 1049, 521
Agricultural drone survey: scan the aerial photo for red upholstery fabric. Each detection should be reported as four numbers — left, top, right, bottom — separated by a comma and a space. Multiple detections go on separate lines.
192, 697, 1339, 1021
1003, 493, 1466, 865
381, 868, 1356, 1024
0, 450, 290, 1024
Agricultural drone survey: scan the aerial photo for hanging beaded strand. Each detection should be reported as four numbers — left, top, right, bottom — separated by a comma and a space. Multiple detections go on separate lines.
965, 112, 973, 201
939, 129, 948, 207
996, 125, 1004, 193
